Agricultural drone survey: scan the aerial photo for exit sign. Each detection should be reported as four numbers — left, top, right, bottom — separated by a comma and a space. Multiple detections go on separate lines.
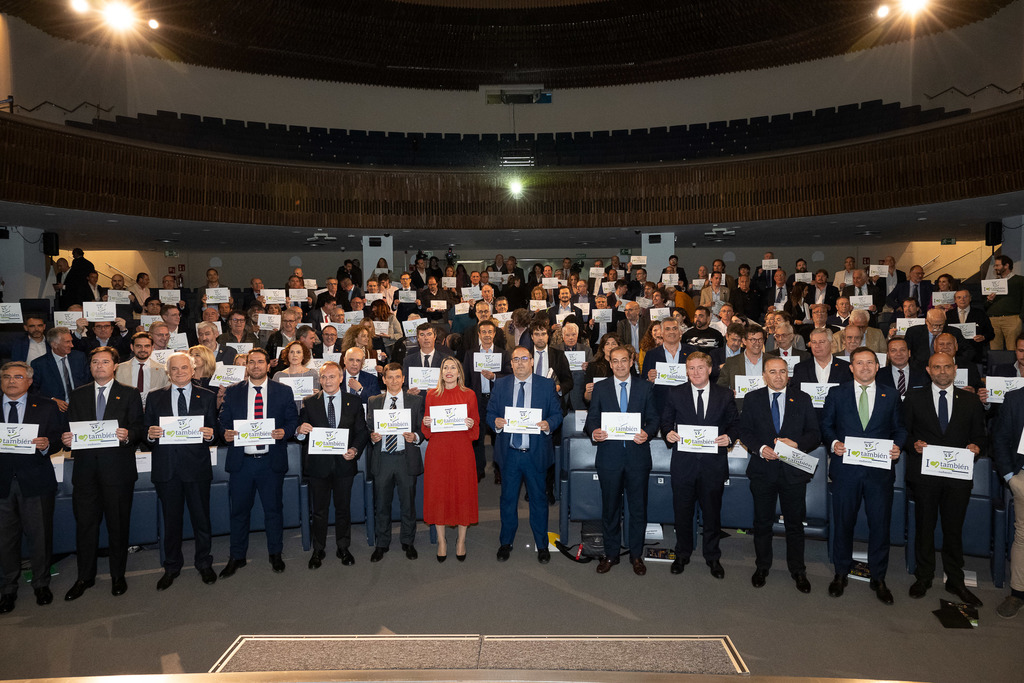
941, 238, 957, 245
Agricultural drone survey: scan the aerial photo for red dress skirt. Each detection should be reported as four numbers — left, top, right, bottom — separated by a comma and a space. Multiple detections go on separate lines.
422, 388, 480, 526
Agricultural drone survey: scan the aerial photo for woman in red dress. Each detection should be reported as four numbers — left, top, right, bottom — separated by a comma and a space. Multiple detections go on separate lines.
422, 356, 480, 562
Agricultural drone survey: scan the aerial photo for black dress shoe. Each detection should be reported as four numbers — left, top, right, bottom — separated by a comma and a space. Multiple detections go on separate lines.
64, 579, 95, 601
493, 468, 501, 485
537, 547, 551, 564
870, 579, 894, 605
708, 560, 725, 579
546, 491, 556, 506
156, 572, 179, 591
909, 579, 931, 599
670, 558, 686, 574
34, 587, 53, 605
0, 594, 15, 614
946, 582, 984, 607
307, 550, 325, 570
793, 574, 811, 594
751, 569, 768, 588
403, 544, 418, 560
111, 577, 128, 596
337, 548, 355, 566
370, 547, 388, 562
496, 544, 512, 562
199, 568, 217, 585
219, 558, 246, 579
269, 554, 286, 573
828, 574, 848, 597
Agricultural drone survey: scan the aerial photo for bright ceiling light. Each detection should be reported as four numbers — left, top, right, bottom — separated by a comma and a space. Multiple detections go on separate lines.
70, 0, 91, 13
148, 18, 159, 29
901, 0, 927, 14
102, 2, 135, 30
509, 180, 523, 196
876, 4, 890, 18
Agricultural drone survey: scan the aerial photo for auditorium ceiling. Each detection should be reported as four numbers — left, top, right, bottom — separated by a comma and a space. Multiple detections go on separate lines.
0, 0, 1013, 89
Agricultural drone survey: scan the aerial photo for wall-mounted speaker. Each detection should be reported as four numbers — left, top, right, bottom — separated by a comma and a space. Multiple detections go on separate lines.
43, 232, 60, 256
985, 221, 1003, 247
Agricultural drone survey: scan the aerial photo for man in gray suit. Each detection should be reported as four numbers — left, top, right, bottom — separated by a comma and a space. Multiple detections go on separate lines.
366, 363, 425, 561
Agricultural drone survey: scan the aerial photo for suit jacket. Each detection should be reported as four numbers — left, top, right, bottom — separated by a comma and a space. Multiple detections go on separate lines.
820, 381, 908, 482
699, 286, 730, 309
66, 381, 145, 486
660, 382, 739, 482
402, 346, 451, 391
830, 326, 886, 355
30, 350, 90, 400
7, 336, 31, 363
114, 358, 171, 399
716, 353, 763, 410
219, 380, 299, 474
341, 370, 380, 404
766, 347, 810, 363
888, 279, 935, 312
462, 344, 512, 398
993, 387, 1024, 479
366, 391, 425, 478
298, 390, 370, 479
946, 306, 994, 363
588, 309, 625, 348
214, 344, 238, 366
144, 384, 218, 483
791, 356, 852, 387
902, 386, 987, 487
63, 255, 95, 308
876, 363, 929, 395
0, 393, 65, 498
841, 283, 885, 321
806, 284, 840, 312
730, 287, 760, 321
532, 346, 574, 399
737, 386, 821, 484
615, 318, 650, 349
584, 375, 660, 471
760, 285, 790, 314
486, 374, 564, 469
902, 324, 967, 366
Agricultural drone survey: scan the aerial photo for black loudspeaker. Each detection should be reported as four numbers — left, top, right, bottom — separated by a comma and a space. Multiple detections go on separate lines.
986, 221, 1003, 246
43, 232, 60, 256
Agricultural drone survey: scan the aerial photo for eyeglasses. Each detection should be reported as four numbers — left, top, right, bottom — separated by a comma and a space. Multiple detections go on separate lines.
1, 374, 28, 381
511, 356, 532, 363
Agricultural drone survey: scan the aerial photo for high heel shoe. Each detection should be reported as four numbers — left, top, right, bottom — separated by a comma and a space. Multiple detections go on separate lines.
456, 541, 467, 562
436, 553, 447, 563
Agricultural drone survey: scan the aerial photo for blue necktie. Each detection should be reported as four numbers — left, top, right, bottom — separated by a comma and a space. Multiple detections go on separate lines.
177, 387, 188, 416
7, 401, 18, 424
96, 386, 106, 421
771, 392, 781, 433
938, 389, 949, 434
619, 381, 628, 412
511, 381, 525, 449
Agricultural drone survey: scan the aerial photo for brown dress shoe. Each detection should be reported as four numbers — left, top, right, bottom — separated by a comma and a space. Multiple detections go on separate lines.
596, 557, 618, 574
631, 557, 647, 576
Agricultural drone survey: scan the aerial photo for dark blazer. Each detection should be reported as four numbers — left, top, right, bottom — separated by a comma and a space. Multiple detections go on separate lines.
841, 282, 885, 315
219, 380, 299, 475
213, 344, 238, 366
461, 324, 508, 357
903, 324, 967, 366
820, 381, 908, 482
299, 390, 371, 479
0, 393, 64, 498
615, 318, 650, 348
66, 381, 145, 486
641, 343, 696, 402
584, 375, 660, 470
30, 350, 90, 401
902, 386, 987, 487
805, 284, 840, 312
993, 387, 1024, 480
888, 279, 934, 311
588, 309, 625, 348
71, 330, 131, 359
791, 356, 852, 387
486, 374, 564, 469
401, 346, 450, 392
366, 391, 425, 478
945, 306, 994, 363
730, 287, 761, 321
547, 304, 585, 328
144, 384, 218, 483
737, 386, 821, 485
341, 370, 380, 404
7, 336, 31, 363
660, 382, 739, 482
760, 285, 791, 314
462, 345, 512, 396
876, 363, 929, 394
533, 345, 574, 399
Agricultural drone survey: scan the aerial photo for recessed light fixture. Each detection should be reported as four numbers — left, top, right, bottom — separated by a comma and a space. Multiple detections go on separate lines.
917, 217, 927, 221
106, 219, 118, 223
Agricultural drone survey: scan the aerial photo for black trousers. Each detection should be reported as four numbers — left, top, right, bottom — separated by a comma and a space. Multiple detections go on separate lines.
597, 452, 650, 560
912, 478, 972, 586
372, 454, 417, 548
0, 481, 54, 595
472, 393, 493, 477
155, 478, 213, 573
750, 475, 807, 575
309, 473, 355, 552
670, 455, 724, 563
73, 479, 134, 582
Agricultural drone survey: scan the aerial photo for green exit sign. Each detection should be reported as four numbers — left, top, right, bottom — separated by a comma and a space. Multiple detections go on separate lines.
619, 248, 632, 256
940, 238, 957, 245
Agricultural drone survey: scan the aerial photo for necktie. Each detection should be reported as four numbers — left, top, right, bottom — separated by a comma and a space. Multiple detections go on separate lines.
897, 369, 906, 397
423, 354, 431, 367
938, 389, 949, 433
60, 357, 73, 401
696, 388, 705, 421
776, 288, 784, 304
96, 386, 106, 421
771, 392, 781, 432
327, 395, 336, 429
910, 283, 917, 303
385, 396, 398, 452
959, 309, 967, 324
511, 381, 526, 449
858, 385, 869, 429
536, 350, 545, 376
7, 401, 18, 424
619, 381, 628, 412
177, 387, 187, 415
254, 386, 263, 419
137, 362, 145, 393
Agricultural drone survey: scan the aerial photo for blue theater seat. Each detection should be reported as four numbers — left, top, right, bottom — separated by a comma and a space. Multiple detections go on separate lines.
720, 444, 753, 530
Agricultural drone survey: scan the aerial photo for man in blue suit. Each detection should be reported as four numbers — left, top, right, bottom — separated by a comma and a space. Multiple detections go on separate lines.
661, 351, 740, 578
487, 345, 563, 564
736, 357, 821, 593
218, 348, 299, 578
585, 346, 660, 576
402, 323, 450, 395
821, 346, 907, 605
30, 327, 89, 412
341, 347, 380, 405
6, 316, 47, 365
144, 352, 220, 590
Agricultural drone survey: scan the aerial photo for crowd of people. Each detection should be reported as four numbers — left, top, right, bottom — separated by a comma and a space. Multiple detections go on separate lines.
2, 247, 1024, 622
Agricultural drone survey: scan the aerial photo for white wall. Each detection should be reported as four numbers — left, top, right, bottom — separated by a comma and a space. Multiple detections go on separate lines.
0, 226, 48, 302
5, 2, 1021, 131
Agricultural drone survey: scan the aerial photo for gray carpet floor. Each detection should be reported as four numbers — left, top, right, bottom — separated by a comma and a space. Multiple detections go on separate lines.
0, 467, 1020, 682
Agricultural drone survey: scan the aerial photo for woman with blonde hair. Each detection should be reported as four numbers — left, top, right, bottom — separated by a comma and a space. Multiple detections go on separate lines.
421, 356, 479, 562
188, 345, 216, 389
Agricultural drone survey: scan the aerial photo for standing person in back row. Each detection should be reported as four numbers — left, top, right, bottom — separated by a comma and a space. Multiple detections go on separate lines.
985, 255, 1024, 350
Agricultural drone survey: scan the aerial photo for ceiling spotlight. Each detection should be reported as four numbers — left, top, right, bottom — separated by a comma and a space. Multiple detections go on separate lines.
876, 4, 890, 18
508, 180, 523, 197
102, 2, 135, 30
70, 0, 90, 13
900, 0, 927, 14
148, 18, 159, 29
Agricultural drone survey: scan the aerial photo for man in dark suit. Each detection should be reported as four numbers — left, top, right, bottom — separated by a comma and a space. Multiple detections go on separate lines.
217, 348, 299, 578
992, 379, 1024, 618
7, 316, 48, 365
461, 301, 508, 355
62, 248, 95, 309
946, 289, 994, 364
584, 346, 660, 576
641, 317, 695, 406
737, 357, 821, 592
826, 297, 853, 328
196, 321, 237, 366
886, 264, 932, 312
615, 301, 649, 351
529, 322, 573, 400
143, 352, 220, 590
904, 308, 967, 366
297, 360, 370, 568
587, 294, 622, 349
402, 323, 450, 395
486, 346, 564, 564
366, 363, 424, 561
820, 346, 907, 605
760, 269, 790, 320
0, 362, 65, 613
31, 327, 90, 412
60, 347, 145, 600
716, 324, 766, 411
661, 351, 740, 578
462, 320, 511, 481
791, 328, 852, 392
340, 347, 380, 404
70, 319, 132, 360
806, 270, 840, 312
876, 336, 928, 399
841, 269, 885, 325
902, 352, 986, 606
